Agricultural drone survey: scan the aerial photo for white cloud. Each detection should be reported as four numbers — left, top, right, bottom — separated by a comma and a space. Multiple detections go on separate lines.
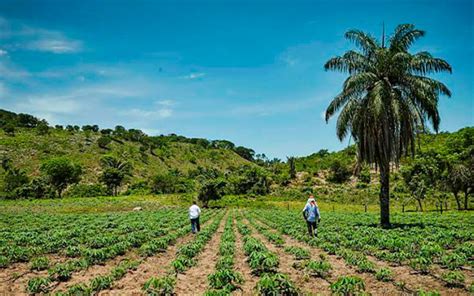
0, 49, 7, 56
120, 107, 173, 119
0, 17, 82, 54
26, 38, 82, 54
16, 97, 82, 114
155, 99, 175, 106
183, 72, 205, 79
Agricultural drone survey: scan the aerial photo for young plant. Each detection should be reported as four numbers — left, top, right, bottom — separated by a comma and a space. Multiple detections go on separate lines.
441, 271, 465, 288
375, 268, 393, 282
30, 256, 50, 271
330, 276, 366, 296
256, 273, 299, 296
143, 276, 176, 295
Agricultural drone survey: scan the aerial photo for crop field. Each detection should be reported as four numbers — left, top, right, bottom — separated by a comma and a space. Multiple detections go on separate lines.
0, 204, 473, 295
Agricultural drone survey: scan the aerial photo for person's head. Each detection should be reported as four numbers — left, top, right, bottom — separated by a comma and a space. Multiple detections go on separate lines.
308, 194, 316, 205
192, 200, 197, 205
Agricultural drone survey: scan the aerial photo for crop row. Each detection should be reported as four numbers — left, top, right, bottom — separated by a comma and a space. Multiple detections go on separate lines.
25, 210, 220, 294
250, 209, 471, 293
0, 209, 189, 267
235, 214, 301, 295
142, 211, 225, 295
205, 212, 244, 295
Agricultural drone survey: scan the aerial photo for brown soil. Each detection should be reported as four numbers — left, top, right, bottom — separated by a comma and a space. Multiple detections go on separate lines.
248, 217, 406, 296
243, 218, 331, 296
232, 220, 259, 296
365, 254, 471, 295
52, 253, 142, 293
99, 217, 218, 295
0, 254, 66, 295
261, 215, 472, 296
173, 214, 227, 295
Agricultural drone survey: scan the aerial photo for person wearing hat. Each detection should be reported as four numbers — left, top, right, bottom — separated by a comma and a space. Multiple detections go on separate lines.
302, 195, 321, 237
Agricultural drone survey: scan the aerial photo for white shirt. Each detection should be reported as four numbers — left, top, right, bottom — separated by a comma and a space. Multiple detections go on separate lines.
189, 204, 201, 219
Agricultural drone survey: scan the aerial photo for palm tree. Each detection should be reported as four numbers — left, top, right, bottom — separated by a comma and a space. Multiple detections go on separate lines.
324, 24, 452, 227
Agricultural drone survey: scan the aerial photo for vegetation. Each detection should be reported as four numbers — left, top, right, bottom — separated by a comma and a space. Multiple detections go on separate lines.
324, 24, 452, 227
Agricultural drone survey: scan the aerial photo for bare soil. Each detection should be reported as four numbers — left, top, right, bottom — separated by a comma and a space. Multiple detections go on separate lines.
99, 222, 215, 295
232, 220, 259, 296
249, 217, 406, 296
243, 218, 331, 296
173, 215, 227, 295
0, 254, 66, 295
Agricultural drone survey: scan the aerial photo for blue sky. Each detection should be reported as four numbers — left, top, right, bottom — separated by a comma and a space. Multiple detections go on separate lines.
0, 0, 472, 159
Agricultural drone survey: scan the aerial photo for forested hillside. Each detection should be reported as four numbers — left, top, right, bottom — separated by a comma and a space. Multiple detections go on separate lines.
1, 109, 472, 211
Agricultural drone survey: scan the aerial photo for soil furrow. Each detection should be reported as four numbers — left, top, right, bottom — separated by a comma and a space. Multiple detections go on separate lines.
243, 218, 330, 296
248, 216, 405, 296
232, 218, 259, 296
173, 213, 228, 295
98, 218, 216, 295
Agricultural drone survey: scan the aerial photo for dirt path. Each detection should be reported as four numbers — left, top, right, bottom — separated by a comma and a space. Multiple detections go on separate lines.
0, 254, 67, 295
173, 213, 228, 295
232, 219, 259, 296
99, 218, 217, 295
243, 218, 330, 296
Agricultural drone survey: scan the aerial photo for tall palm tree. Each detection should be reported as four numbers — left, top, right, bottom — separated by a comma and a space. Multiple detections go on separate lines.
324, 24, 452, 227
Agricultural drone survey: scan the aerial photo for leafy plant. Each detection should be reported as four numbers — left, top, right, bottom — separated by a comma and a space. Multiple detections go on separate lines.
143, 276, 176, 295
330, 276, 366, 296
30, 256, 50, 271
27, 277, 51, 294
375, 268, 393, 282
441, 271, 465, 287
256, 273, 299, 296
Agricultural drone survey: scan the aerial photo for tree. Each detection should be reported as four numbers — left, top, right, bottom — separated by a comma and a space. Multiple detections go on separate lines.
97, 136, 112, 149
324, 24, 451, 227
234, 146, 255, 161
1, 159, 29, 197
198, 178, 228, 207
328, 160, 351, 183
446, 164, 467, 210
99, 155, 132, 196
287, 157, 296, 179
36, 121, 50, 135
40, 157, 82, 198
2, 124, 15, 136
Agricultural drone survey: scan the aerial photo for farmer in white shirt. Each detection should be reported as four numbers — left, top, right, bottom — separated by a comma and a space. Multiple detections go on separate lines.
189, 201, 201, 234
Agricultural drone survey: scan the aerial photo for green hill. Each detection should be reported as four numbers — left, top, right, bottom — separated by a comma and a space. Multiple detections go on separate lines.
0, 109, 255, 197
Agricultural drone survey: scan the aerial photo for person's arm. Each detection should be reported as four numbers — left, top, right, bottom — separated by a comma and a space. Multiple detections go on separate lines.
302, 204, 308, 220
316, 205, 321, 221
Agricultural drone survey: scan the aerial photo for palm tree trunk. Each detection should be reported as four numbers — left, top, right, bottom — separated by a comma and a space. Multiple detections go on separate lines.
379, 163, 390, 228
454, 192, 461, 210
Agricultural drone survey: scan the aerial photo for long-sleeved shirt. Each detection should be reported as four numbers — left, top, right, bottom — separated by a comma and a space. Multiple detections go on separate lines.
302, 203, 320, 222
189, 205, 201, 219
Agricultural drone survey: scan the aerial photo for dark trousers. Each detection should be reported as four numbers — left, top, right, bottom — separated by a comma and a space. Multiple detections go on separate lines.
306, 220, 318, 237
191, 218, 200, 233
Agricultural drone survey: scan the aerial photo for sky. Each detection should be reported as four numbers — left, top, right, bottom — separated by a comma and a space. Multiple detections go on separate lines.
0, 0, 473, 159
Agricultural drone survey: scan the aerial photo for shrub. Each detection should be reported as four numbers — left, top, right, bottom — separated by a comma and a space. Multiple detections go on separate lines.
97, 136, 112, 149
303, 260, 332, 279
